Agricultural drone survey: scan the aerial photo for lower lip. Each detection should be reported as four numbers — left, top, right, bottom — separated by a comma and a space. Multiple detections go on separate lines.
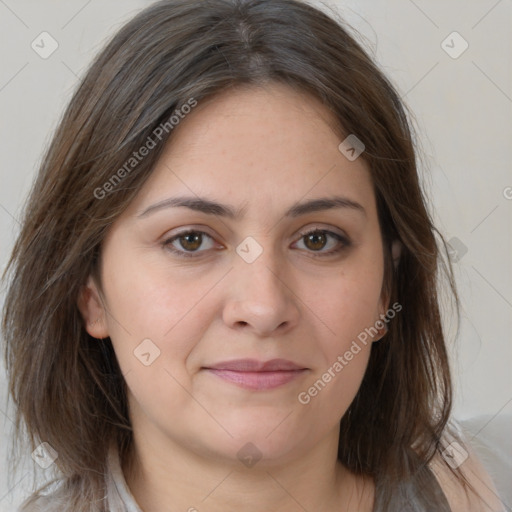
204, 369, 307, 390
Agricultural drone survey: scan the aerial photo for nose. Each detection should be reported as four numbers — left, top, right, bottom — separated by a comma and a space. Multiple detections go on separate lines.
222, 248, 301, 337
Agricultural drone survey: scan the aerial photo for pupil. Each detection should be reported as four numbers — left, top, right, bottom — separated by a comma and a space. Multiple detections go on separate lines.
306, 232, 326, 251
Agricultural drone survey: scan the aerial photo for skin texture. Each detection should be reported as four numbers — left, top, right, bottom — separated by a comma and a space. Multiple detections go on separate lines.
78, 83, 389, 511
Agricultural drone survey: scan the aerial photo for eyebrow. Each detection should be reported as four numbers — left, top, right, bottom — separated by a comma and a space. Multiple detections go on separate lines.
137, 195, 366, 219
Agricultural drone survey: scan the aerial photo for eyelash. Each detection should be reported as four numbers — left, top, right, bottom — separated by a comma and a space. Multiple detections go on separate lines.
162, 228, 351, 259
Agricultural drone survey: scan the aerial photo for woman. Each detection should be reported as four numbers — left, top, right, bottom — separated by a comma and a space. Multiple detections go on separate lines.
1, 0, 504, 510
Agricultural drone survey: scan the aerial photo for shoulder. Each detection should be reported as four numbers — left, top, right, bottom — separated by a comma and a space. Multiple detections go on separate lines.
429, 442, 505, 512
17, 484, 70, 512
17, 494, 60, 512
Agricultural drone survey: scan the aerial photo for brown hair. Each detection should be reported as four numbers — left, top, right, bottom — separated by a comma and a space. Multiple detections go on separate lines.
2, 0, 475, 510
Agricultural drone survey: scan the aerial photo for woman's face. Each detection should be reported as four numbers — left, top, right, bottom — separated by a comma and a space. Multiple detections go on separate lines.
81, 83, 389, 467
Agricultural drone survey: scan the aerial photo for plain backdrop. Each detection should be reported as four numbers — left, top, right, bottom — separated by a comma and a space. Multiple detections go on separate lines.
1, 1, 511, 510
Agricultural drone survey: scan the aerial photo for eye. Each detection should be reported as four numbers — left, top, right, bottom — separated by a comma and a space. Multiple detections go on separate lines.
162, 230, 218, 258
162, 227, 350, 259
293, 228, 350, 257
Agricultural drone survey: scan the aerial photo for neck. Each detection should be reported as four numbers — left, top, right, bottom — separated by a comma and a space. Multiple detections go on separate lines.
123, 428, 373, 512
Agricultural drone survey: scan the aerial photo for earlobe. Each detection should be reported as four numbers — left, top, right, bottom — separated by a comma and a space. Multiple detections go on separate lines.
373, 322, 388, 342
392, 239, 402, 269
77, 275, 109, 339
375, 239, 402, 341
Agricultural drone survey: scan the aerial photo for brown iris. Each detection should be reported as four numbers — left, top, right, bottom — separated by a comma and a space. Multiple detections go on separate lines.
303, 231, 327, 251
179, 232, 203, 251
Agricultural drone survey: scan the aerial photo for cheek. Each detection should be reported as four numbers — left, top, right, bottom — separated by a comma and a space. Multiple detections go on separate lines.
296, 319, 372, 434
297, 284, 375, 422
292, 255, 383, 411
318, 344, 371, 400
99, 249, 218, 379
312, 257, 384, 350
103, 235, 218, 329
102, 266, 212, 425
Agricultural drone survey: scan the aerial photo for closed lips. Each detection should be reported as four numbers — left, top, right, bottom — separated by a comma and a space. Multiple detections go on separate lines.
203, 358, 308, 372
203, 359, 309, 390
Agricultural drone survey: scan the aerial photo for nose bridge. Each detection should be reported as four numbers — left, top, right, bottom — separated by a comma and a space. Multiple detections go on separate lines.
234, 232, 278, 276
235, 239, 287, 305
241, 257, 282, 299
223, 237, 300, 335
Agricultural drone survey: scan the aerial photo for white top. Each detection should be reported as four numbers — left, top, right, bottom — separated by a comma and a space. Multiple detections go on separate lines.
104, 442, 143, 512
17, 442, 142, 512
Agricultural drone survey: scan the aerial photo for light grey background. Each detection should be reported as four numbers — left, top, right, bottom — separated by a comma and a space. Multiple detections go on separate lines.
1, 1, 511, 510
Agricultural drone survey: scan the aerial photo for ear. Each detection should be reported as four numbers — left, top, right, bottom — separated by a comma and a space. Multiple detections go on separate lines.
391, 239, 402, 269
77, 275, 109, 339
376, 239, 403, 332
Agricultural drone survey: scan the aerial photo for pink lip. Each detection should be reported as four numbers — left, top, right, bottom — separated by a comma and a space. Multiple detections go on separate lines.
202, 359, 308, 390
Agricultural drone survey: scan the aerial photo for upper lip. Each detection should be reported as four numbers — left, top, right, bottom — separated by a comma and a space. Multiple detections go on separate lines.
204, 358, 307, 372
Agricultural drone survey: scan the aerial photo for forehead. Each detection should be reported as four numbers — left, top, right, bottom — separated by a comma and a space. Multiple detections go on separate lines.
124, 83, 376, 221
165, 83, 344, 167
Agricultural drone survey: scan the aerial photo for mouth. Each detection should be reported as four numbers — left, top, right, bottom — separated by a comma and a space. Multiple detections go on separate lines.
202, 358, 309, 390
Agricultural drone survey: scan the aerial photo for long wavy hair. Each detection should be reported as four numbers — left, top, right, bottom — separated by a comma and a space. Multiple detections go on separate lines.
2, 0, 473, 510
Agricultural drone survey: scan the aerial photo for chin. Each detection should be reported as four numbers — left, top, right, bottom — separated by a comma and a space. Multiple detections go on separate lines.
200, 422, 314, 468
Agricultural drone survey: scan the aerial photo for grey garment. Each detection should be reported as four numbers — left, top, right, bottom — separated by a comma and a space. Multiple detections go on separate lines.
18, 442, 451, 512
373, 465, 452, 512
